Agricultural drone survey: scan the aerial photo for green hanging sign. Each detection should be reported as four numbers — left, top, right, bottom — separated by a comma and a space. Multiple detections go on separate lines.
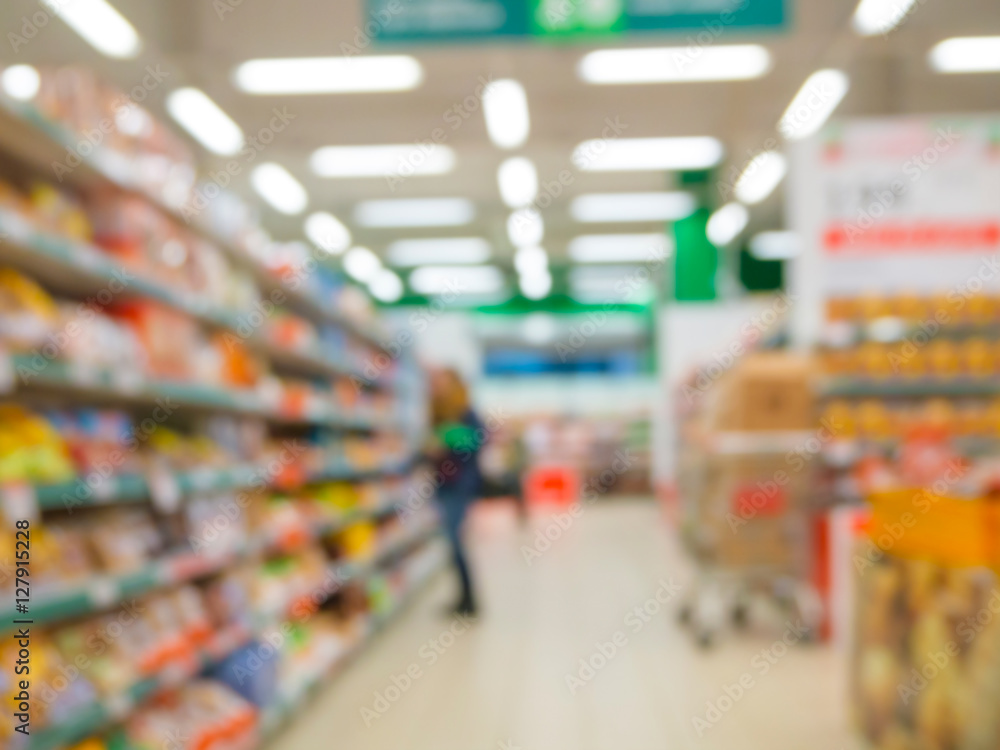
366, 0, 787, 43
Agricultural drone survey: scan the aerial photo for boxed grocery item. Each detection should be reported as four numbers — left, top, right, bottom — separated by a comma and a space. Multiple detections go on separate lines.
709, 352, 816, 431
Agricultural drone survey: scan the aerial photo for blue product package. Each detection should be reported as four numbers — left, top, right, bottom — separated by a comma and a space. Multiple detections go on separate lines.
208, 640, 279, 708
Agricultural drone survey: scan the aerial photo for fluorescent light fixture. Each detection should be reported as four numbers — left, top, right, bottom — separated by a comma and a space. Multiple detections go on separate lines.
707, 203, 749, 246
507, 209, 544, 247
520, 271, 552, 300
387, 238, 492, 266
304, 212, 351, 255
514, 246, 548, 275
166, 88, 244, 156
2, 65, 40, 101
234, 56, 423, 94
574, 136, 724, 172
930, 37, 1000, 74
853, 0, 919, 36
410, 265, 505, 296
749, 231, 800, 260
579, 45, 771, 84
354, 198, 474, 228
250, 163, 308, 215
369, 269, 404, 303
311, 144, 455, 178
570, 191, 696, 223
343, 247, 383, 283
568, 233, 671, 263
482, 79, 530, 149
55, 0, 141, 59
733, 152, 787, 205
778, 69, 849, 141
497, 157, 539, 209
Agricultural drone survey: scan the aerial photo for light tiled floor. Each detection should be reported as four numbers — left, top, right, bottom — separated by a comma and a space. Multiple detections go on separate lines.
275, 499, 858, 750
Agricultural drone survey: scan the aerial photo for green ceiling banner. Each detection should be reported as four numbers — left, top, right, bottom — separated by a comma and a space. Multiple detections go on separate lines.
367, 0, 787, 42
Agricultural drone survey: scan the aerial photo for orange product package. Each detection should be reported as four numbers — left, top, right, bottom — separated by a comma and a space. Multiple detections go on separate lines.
110, 301, 200, 381
210, 332, 262, 388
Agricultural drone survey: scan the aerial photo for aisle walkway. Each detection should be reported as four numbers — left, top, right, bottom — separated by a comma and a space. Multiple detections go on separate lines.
275, 500, 855, 750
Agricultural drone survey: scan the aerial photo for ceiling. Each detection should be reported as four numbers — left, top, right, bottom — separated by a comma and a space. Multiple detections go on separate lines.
3, 0, 1000, 272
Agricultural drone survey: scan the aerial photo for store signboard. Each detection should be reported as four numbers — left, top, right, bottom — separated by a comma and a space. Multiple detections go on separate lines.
366, 0, 786, 43
787, 116, 1000, 346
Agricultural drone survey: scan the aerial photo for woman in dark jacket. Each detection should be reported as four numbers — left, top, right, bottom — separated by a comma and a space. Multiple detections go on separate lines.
429, 368, 483, 617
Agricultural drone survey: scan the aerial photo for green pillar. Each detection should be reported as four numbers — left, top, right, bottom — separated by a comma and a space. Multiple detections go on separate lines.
672, 207, 718, 302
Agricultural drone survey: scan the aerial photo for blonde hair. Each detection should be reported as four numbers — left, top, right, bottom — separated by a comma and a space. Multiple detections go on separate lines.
431, 368, 469, 425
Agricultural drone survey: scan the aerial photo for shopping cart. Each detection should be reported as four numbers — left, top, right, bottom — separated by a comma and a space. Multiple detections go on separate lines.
676, 431, 825, 647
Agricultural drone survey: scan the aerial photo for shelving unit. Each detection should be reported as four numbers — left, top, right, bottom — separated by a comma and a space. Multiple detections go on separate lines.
0, 74, 437, 750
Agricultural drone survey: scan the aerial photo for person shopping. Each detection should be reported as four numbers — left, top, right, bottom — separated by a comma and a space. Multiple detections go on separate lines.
428, 368, 483, 617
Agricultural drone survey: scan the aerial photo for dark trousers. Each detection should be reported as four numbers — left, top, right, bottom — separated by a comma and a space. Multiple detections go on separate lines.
438, 488, 476, 609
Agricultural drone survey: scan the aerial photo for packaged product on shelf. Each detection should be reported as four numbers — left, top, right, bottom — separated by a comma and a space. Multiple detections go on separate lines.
705, 352, 816, 431
28, 183, 92, 242
0, 405, 76, 484
110, 301, 202, 382
0, 267, 60, 350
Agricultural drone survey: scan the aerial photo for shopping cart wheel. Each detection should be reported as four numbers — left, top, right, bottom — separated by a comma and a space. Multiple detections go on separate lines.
695, 629, 715, 649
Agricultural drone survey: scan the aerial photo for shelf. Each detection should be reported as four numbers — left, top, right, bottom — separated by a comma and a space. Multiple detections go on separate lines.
7, 354, 405, 430
258, 545, 448, 743
0, 508, 435, 632
3, 453, 413, 514
819, 376, 1000, 399
0, 95, 388, 353
14, 541, 446, 750
20, 623, 255, 750
0, 208, 387, 385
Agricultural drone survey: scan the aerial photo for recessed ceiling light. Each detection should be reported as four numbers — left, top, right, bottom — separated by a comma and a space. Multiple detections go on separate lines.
520, 271, 552, 301
733, 152, 787, 205
707, 203, 750, 246
750, 231, 800, 260
311, 144, 456, 178
570, 192, 697, 223
250, 163, 308, 215
369, 269, 405, 303
574, 136, 724, 172
343, 247, 383, 283
304, 212, 351, 255
579, 45, 772, 84
482, 79, 530, 149
930, 37, 1000, 73
166, 88, 244, 156
354, 198, 474, 228
387, 238, 492, 266
514, 246, 548, 275
1, 65, 40, 101
234, 56, 423, 94
410, 265, 505, 296
55, 0, 141, 59
497, 157, 539, 209
852, 0, 920, 36
507, 209, 544, 247
778, 69, 849, 141
568, 233, 672, 263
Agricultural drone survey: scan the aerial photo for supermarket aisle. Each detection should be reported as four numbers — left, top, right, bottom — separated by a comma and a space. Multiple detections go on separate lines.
276, 500, 855, 750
